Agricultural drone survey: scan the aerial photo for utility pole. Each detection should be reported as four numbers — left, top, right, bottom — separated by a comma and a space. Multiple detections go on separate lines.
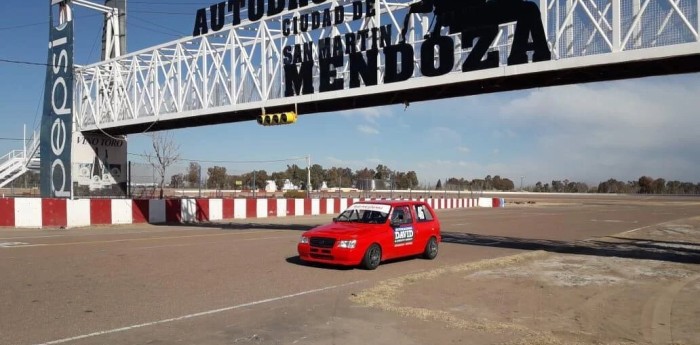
306, 155, 311, 197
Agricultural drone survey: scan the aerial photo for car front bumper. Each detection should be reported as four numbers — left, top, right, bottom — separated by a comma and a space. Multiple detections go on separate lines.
297, 244, 362, 266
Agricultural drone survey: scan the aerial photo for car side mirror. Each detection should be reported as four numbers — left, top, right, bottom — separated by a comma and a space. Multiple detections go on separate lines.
332, 217, 338, 223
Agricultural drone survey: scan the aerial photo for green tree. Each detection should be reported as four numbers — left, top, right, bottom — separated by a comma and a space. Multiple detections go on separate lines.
652, 178, 666, 194
470, 179, 485, 191
207, 166, 227, 189
186, 162, 201, 187
253, 170, 269, 190
551, 180, 563, 193
666, 180, 682, 194
436, 179, 442, 190
638, 176, 654, 194
285, 164, 305, 186
495, 177, 515, 191
271, 171, 288, 191
170, 173, 184, 188
355, 168, 375, 190
484, 175, 493, 190
535, 181, 544, 192
309, 164, 325, 190
374, 164, 392, 181
404, 171, 419, 189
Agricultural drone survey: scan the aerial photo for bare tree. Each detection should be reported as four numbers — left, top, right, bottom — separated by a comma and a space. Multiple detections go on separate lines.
144, 132, 180, 199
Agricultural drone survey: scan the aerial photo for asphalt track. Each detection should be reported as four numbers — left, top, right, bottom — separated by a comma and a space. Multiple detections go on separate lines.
0, 195, 699, 345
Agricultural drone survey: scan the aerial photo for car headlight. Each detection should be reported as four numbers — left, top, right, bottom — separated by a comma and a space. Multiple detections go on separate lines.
337, 240, 357, 249
299, 236, 309, 244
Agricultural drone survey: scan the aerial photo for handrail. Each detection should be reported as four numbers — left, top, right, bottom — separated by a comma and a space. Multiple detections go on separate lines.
0, 129, 38, 186
25, 131, 41, 162
0, 155, 24, 179
0, 150, 26, 166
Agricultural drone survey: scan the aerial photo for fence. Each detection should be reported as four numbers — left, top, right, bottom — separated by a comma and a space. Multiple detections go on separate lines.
1, 162, 487, 199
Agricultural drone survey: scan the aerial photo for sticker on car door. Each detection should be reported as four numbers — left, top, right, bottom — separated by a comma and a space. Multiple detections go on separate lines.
394, 226, 414, 246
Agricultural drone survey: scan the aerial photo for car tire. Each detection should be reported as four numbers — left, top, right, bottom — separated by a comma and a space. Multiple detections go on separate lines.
422, 237, 438, 260
361, 244, 382, 270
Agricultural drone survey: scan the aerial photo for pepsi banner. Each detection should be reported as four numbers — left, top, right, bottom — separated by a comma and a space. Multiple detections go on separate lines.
40, 2, 74, 198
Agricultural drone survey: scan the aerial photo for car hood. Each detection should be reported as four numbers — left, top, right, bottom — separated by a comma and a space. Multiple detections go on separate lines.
304, 222, 382, 237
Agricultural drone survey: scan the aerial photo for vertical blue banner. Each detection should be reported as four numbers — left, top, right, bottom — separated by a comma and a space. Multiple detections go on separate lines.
40, 2, 74, 198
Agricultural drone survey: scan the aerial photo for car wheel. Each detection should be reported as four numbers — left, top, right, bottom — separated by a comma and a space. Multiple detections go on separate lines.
361, 244, 382, 270
422, 237, 438, 260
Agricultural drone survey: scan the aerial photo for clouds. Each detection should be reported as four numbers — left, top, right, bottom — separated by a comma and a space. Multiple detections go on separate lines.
357, 125, 379, 135
325, 156, 383, 169
339, 107, 392, 134
499, 79, 699, 149
457, 146, 471, 154
489, 76, 700, 182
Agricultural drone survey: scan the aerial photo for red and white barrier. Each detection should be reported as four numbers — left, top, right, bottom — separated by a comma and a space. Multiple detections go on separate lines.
0, 196, 504, 229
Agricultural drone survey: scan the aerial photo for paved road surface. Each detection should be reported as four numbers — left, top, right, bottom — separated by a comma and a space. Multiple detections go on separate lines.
0, 196, 698, 345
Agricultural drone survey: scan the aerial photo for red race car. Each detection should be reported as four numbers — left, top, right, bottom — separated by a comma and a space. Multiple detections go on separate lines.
297, 200, 441, 269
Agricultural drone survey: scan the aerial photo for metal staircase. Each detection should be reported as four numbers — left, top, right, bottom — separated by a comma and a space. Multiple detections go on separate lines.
0, 130, 40, 188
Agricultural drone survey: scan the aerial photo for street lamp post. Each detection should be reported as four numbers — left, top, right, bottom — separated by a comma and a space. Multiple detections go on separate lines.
520, 176, 525, 191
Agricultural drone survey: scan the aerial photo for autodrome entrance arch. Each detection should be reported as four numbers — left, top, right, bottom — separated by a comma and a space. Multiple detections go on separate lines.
40, 0, 700, 197
74, 0, 700, 134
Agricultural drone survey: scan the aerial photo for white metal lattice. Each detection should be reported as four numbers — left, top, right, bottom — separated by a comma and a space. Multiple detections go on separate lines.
74, 0, 700, 132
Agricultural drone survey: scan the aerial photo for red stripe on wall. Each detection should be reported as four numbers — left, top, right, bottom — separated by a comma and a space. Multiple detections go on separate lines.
303, 198, 312, 215
287, 199, 295, 216
90, 199, 112, 225
0, 198, 15, 227
346, 198, 354, 208
319, 198, 327, 215
42, 199, 67, 228
334, 198, 341, 214
267, 199, 277, 217
132, 200, 149, 224
196, 199, 210, 222
222, 199, 234, 219
165, 199, 182, 223
246, 198, 256, 219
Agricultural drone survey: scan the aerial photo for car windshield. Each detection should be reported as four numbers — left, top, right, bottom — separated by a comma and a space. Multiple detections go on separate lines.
335, 203, 390, 224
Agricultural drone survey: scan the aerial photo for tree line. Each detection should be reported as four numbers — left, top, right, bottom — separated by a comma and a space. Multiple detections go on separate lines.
531, 176, 700, 194
169, 165, 699, 195
169, 163, 422, 191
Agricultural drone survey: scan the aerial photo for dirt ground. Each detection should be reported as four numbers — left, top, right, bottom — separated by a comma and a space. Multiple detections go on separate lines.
351, 216, 700, 345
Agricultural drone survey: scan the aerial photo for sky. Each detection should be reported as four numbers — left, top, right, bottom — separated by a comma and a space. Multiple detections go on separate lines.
1, 0, 699, 187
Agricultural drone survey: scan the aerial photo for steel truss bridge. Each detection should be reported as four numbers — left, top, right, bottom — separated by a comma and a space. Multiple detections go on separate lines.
75, 0, 700, 135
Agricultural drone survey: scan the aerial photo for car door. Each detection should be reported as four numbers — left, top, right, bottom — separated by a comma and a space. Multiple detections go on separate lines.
388, 205, 416, 258
412, 203, 436, 255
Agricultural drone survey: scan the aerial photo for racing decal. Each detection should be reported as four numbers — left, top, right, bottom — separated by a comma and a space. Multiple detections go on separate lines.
394, 226, 414, 246
346, 203, 391, 214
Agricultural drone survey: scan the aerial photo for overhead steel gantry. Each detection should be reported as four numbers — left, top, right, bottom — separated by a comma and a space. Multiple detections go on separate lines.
75, 0, 700, 135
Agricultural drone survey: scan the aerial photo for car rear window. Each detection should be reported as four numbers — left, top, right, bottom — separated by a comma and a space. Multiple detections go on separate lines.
415, 204, 433, 222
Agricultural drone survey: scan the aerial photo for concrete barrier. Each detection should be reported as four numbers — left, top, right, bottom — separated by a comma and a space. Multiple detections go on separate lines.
0, 196, 505, 229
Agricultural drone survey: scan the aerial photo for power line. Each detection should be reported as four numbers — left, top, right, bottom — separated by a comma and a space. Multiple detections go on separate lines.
0, 137, 31, 141
129, 1, 214, 5
0, 21, 47, 31
0, 58, 48, 67
128, 152, 307, 164
0, 13, 101, 32
129, 10, 192, 16
130, 15, 187, 36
